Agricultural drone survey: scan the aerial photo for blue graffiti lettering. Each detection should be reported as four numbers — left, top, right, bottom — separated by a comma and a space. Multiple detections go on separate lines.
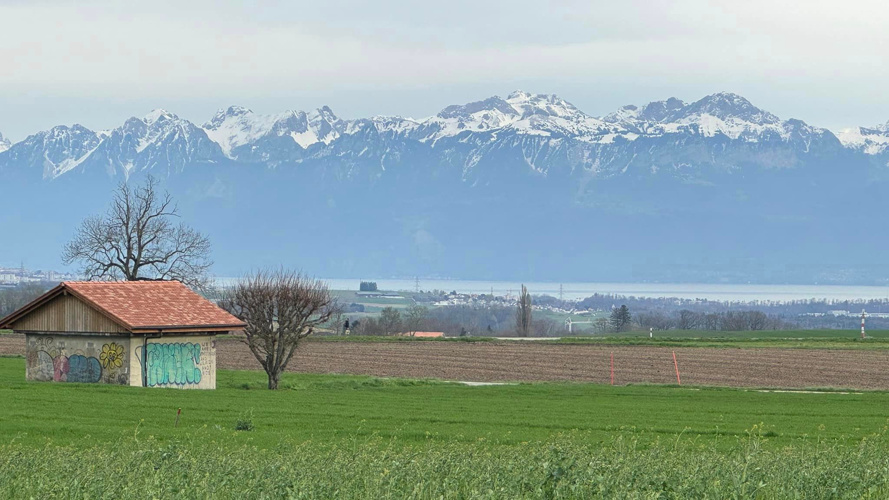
145, 343, 202, 387
67, 354, 102, 383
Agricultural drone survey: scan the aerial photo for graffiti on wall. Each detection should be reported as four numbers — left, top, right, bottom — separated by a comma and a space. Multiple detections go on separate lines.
28, 337, 124, 384
100, 343, 125, 370
145, 342, 207, 387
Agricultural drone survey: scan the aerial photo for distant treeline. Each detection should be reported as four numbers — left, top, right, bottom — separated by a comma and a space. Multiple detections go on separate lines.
537, 293, 889, 330
352, 305, 521, 337
635, 310, 793, 331
558, 293, 889, 316
0, 283, 52, 319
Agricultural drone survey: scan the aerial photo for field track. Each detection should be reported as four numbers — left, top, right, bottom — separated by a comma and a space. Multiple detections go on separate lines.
4, 334, 889, 389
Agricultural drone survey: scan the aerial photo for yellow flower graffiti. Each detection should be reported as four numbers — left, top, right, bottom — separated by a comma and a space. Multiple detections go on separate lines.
100, 343, 125, 370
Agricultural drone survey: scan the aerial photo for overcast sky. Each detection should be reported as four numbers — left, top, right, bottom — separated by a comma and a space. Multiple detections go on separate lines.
1, 0, 887, 141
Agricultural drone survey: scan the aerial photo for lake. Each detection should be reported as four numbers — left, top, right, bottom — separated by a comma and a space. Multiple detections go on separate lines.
319, 279, 889, 303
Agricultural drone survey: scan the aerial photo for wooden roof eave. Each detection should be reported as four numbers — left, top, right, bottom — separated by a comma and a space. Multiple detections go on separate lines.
131, 325, 245, 335
0, 284, 68, 330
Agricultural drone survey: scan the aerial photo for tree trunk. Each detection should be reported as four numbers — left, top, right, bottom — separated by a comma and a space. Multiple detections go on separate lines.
268, 370, 280, 390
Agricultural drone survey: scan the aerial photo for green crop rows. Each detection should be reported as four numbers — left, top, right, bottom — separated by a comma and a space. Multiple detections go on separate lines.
3, 357, 889, 498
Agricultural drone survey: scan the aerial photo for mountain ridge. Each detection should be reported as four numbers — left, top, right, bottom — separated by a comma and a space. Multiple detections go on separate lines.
3, 90, 882, 182
2, 91, 887, 284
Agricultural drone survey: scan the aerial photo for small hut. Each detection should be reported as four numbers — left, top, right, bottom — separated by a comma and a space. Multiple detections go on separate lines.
0, 281, 245, 389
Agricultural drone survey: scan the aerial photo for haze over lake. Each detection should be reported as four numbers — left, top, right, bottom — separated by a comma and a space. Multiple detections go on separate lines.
316, 279, 889, 303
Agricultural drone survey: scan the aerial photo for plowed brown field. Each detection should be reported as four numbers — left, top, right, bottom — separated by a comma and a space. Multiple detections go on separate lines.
4, 334, 889, 389
0, 335, 22, 357
221, 339, 889, 390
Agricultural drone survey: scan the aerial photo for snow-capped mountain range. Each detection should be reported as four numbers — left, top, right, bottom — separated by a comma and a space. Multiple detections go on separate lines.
2, 91, 885, 181
4, 91, 889, 285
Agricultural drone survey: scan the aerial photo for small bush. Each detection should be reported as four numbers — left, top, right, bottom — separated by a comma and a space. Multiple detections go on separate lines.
234, 409, 254, 431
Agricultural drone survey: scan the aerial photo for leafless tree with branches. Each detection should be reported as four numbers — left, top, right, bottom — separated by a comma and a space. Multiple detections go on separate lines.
62, 176, 212, 290
220, 269, 339, 389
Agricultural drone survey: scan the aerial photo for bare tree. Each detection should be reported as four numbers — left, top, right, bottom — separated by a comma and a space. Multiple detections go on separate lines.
743, 311, 769, 331
403, 303, 428, 336
677, 310, 701, 330
62, 176, 212, 290
379, 307, 403, 335
532, 318, 559, 337
637, 311, 675, 331
515, 284, 532, 337
220, 269, 339, 389
593, 317, 610, 333
354, 317, 382, 336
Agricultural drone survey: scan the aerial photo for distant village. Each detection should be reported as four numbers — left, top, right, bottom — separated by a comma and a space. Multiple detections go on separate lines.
0, 266, 78, 287
358, 286, 588, 312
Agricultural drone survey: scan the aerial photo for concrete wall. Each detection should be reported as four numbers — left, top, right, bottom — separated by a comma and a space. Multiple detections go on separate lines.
25, 333, 217, 389
129, 335, 217, 390
25, 334, 131, 385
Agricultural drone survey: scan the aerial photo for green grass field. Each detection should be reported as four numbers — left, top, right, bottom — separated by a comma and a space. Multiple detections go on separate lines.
3, 355, 889, 448
5, 356, 889, 497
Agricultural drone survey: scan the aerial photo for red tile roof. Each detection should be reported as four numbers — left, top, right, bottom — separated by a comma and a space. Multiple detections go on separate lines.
1, 280, 245, 333
410, 331, 445, 338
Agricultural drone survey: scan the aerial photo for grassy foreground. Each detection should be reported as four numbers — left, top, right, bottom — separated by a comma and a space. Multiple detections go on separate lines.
4, 357, 889, 497
5, 430, 889, 499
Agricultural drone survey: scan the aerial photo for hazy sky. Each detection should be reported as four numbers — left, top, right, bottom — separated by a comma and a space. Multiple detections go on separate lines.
1, 0, 887, 141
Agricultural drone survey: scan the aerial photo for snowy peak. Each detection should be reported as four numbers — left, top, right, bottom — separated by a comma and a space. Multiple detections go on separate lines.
638, 97, 686, 123
434, 91, 585, 124
142, 108, 181, 126
425, 91, 604, 141
116, 109, 207, 154
202, 106, 278, 155
836, 121, 889, 155
437, 90, 583, 121
506, 91, 583, 120
202, 105, 343, 157
680, 92, 780, 125
0, 132, 10, 153
76, 109, 224, 176
205, 106, 253, 129
617, 93, 779, 125
0, 124, 101, 178
603, 92, 819, 141
604, 98, 687, 125
437, 96, 516, 120
312, 105, 339, 124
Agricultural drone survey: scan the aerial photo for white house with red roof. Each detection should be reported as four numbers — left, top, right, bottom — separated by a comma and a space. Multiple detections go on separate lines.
0, 281, 245, 389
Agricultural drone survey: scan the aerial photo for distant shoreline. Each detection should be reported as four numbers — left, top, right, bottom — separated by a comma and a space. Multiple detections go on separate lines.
212, 277, 889, 303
